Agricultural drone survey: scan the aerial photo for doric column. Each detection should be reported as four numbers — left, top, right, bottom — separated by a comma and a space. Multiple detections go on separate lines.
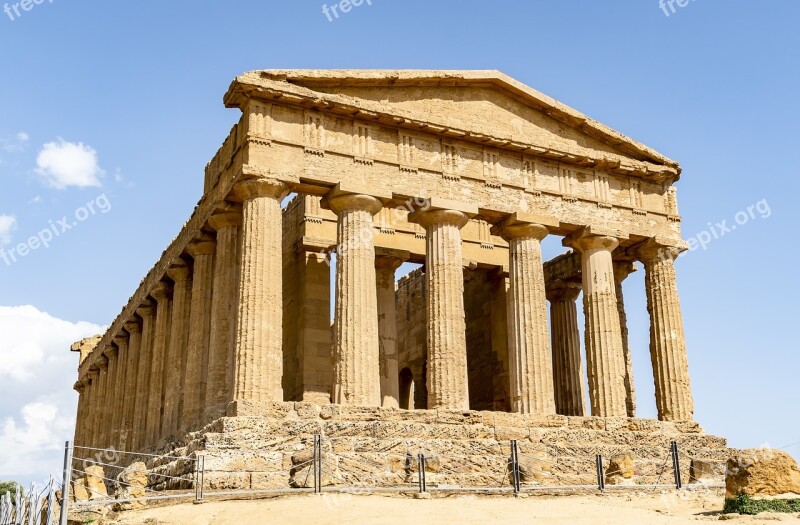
375, 250, 408, 409
86, 367, 99, 447
95, 354, 109, 447
613, 261, 637, 418
228, 176, 293, 413
546, 282, 586, 416
495, 213, 557, 415
205, 211, 241, 418
163, 263, 192, 437
182, 237, 216, 430
323, 184, 387, 407
120, 321, 141, 452
132, 302, 155, 452
146, 283, 172, 449
73, 379, 87, 447
111, 335, 128, 450
409, 199, 477, 410
103, 344, 120, 449
639, 240, 694, 421
565, 228, 629, 417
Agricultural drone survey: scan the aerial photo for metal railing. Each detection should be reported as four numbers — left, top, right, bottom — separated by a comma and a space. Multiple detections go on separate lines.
47, 437, 726, 521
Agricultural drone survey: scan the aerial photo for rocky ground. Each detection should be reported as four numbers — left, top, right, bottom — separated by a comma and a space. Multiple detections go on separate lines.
78, 489, 800, 525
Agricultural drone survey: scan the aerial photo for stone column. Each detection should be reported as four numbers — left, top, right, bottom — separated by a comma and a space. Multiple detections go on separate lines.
639, 240, 694, 421
95, 354, 109, 447
613, 261, 637, 418
73, 380, 87, 447
546, 282, 586, 416
103, 344, 120, 450
86, 367, 99, 447
227, 177, 293, 413
496, 213, 557, 415
132, 303, 155, 451
163, 263, 192, 437
410, 199, 477, 410
375, 251, 408, 409
205, 211, 241, 418
110, 335, 128, 450
324, 186, 386, 407
146, 283, 172, 449
565, 229, 628, 417
182, 237, 216, 430
120, 322, 141, 452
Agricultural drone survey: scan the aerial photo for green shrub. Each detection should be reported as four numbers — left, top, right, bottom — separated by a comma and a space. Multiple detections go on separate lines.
0, 481, 22, 499
724, 494, 800, 515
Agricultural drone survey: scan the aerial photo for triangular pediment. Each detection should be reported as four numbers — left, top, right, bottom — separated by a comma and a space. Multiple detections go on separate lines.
225, 70, 679, 175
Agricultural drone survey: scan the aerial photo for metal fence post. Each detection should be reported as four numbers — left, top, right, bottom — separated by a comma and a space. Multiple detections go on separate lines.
417, 454, 427, 494
595, 454, 605, 491
58, 441, 72, 525
510, 440, 521, 494
313, 434, 322, 494
200, 455, 206, 500
671, 441, 682, 490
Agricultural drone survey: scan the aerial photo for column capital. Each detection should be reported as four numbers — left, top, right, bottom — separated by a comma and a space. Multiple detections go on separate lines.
492, 212, 558, 241
87, 366, 100, 379
136, 299, 155, 319
232, 176, 295, 202
166, 262, 191, 282
375, 248, 410, 272
546, 280, 581, 303
96, 354, 109, 369
74, 381, 85, 394
103, 344, 118, 360
230, 164, 298, 200
123, 320, 141, 335
113, 334, 129, 349
636, 238, 688, 263
187, 234, 217, 257
208, 210, 242, 231
322, 182, 390, 216
408, 197, 477, 229
613, 260, 637, 283
150, 282, 173, 303
563, 226, 629, 253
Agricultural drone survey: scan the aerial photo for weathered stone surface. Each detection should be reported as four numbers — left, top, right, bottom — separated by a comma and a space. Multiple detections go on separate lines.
605, 454, 635, 485
726, 449, 800, 499
689, 458, 725, 484
84, 465, 108, 500
114, 462, 148, 511
71, 478, 89, 502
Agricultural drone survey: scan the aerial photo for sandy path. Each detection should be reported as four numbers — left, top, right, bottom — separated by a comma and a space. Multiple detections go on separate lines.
113, 491, 799, 524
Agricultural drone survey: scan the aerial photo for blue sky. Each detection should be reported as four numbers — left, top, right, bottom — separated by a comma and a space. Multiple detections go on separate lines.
0, 1, 798, 485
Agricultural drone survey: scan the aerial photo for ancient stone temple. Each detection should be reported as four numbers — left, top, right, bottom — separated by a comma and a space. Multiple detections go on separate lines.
71, 70, 726, 488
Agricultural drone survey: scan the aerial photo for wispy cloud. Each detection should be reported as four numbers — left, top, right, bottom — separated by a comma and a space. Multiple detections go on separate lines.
0, 215, 17, 246
35, 139, 104, 190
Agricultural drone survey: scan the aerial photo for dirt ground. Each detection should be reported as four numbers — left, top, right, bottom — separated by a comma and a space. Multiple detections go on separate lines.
106, 490, 800, 525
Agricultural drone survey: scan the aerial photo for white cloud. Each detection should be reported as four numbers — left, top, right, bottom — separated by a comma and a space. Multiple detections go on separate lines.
35, 139, 104, 189
0, 305, 104, 482
0, 305, 102, 382
0, 131, 29, 156
0, 214, 17, 246
0, 402, 73, 478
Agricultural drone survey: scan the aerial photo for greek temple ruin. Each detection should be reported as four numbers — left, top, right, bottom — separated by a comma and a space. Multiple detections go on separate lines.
71, 71, 726, 488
